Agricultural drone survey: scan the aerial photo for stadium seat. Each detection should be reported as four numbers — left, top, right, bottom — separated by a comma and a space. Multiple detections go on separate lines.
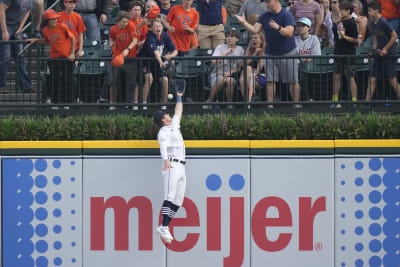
81, 39, 101, 58
355, 47, 370, 72
99, 24, 111, 42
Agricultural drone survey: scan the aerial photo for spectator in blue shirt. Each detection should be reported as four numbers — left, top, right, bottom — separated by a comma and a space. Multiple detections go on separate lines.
365, 1, 400, 101
197, 0, 225, 49
235, 0, 300, 108
138, 18, 178, 109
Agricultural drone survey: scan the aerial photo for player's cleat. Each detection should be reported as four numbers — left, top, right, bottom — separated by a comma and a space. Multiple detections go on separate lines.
156, 226, 173, 244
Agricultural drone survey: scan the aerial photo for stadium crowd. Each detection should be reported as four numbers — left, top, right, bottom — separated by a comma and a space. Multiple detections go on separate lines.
0, 0, 400, 109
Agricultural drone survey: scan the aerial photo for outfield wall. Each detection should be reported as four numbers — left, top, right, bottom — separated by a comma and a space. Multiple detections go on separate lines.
1, 140, 399, 267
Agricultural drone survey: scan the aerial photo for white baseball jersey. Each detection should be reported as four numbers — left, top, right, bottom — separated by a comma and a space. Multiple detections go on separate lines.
157, 114, 186, 161
157, 114, 186, 206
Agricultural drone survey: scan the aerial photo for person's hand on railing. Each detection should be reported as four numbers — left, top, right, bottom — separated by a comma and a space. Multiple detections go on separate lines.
24, 38, 44, 44
76, 48, 83, 58
164, 54, 173, 61
112, 0, 119, 5
100, 14, 107, 24
68, 52, 75, 62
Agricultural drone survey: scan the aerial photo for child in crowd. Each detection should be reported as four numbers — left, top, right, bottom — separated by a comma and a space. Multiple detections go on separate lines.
165, 0, 199, 56
28, 9, 76, 105
204, 29, 244, 109
365, 1, 400, 101
57, 0, 86, 58
138, 18, 178, 109
239, 33, 265, 104
109, 11, 138, 110
331, 1, 358, 108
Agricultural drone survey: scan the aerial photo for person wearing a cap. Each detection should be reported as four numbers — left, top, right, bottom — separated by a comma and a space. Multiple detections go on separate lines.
203, 28, 244, 109
28, 9, 76, 104
154, 90, 186, 244
294, 17, 320, 106
57, 0, 86, 58
108, 11, 138, 110
0, 0, 33, 93
290, 0, 322, 36
295, 18, 321, 61
235, 0, 298, 108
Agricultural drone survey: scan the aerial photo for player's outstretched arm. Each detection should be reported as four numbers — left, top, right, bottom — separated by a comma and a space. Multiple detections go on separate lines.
175, 91, 183, 119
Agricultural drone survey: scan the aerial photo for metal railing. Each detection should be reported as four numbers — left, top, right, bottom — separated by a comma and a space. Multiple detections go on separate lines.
1, 47, 400, 114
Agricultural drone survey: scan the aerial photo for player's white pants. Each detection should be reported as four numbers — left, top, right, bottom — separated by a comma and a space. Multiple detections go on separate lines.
162, 161, 186, 207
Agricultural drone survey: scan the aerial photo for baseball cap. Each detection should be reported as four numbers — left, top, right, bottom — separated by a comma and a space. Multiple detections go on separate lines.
297, 18, 312, 27
154, 110, 167, 125
146, 5, 160, 19
44, 9, 60, 20
111, 53, 124, 67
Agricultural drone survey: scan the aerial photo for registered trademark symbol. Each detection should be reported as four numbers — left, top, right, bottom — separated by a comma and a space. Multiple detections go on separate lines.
315, 242, 323, 251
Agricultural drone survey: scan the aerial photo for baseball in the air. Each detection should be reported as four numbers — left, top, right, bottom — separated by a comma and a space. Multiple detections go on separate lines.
168, 93, 173, 100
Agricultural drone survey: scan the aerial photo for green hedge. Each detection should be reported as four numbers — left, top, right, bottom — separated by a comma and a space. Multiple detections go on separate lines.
0, 113, 400, 140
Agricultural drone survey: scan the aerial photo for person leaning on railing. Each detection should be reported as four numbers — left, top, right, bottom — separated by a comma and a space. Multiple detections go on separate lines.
26, 9, 76, 104
108, 11, 138, 110
365, 1, 400, 102
137, 18, 178, 110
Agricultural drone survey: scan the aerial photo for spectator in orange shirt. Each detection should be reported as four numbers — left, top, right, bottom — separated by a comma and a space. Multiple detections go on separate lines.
370, 0, 400, 36
28, 9, 76, 105
165, 0, 199, 56
129, 0, 148, 52
57, 0, 86, 58
109, 10, 138, 110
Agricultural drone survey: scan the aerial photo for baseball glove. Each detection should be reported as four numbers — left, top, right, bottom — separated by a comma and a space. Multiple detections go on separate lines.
247, 14, 259, 25
170, 79, 186, 94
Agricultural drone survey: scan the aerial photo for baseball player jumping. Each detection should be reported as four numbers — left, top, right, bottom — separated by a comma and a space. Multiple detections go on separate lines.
154, 89, 186, 244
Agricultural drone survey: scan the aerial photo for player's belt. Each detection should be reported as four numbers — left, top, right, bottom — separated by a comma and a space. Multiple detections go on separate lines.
169, 158, 186, 165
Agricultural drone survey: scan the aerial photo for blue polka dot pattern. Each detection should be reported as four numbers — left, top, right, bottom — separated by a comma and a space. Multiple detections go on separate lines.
2, 158, 80, 267
35, 159, 48, 172
52, 160, 61, 169
369, 158, 382, 171
36, 256, 49, 267
355, 226, 364, 235
229, 174, 245, 191
355, 177, 364, 186
35, 175, 48, 188
35, 240, 48, 253
54, 257, 62, 266
369, 223, 382, 236
35, 224, 48, 237
355, 161, 364, 170
368, 174, 382, 187
52, 176, 61, 185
